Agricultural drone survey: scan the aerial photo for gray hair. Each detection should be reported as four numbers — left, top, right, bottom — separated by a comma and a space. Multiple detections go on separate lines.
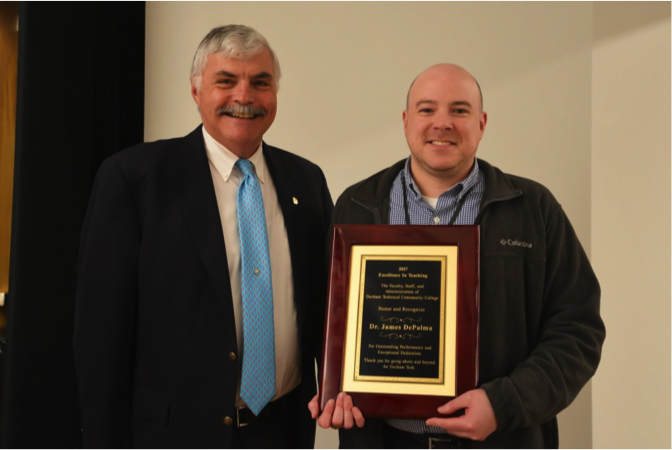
190, 25, 281, 92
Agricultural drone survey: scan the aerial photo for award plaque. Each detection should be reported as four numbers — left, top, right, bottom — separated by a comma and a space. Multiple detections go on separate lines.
319, 225, 479, 419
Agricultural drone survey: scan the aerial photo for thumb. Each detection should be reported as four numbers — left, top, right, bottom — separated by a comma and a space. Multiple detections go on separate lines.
437, 394, 467, 415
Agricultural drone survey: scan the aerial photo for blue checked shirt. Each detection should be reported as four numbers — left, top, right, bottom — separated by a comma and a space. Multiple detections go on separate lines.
389, 158, 484, 227
386, 157, 484, 434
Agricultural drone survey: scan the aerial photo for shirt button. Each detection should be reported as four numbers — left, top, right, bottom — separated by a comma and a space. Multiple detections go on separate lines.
229, 352, 237, 362
223, 416, 233, 426
433, 217, 440, 224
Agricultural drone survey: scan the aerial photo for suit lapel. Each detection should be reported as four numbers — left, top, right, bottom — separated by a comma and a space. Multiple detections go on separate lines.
263, 143, 309, 329
174, 128, 233, 307
171, 136, 309, 333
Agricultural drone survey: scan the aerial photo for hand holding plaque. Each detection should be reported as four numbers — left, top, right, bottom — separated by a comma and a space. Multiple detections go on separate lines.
309, 392, 365, 430
319, 225, 479, 419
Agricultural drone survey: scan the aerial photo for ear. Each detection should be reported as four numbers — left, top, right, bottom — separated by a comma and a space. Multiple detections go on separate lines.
479, 111, 488, 132
190, 78, 200, 106
402, 109, 408, 132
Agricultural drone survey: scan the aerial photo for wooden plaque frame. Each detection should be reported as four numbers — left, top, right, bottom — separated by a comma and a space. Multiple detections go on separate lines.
319, 225, 479, 419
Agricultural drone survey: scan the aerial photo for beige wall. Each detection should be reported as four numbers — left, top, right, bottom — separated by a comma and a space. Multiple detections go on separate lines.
145, 2, 670, 448
591, 3, 671, 449
145, 2, 594, 237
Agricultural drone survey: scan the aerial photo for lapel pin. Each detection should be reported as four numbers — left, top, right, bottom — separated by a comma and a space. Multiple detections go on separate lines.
293, 197, 299, 205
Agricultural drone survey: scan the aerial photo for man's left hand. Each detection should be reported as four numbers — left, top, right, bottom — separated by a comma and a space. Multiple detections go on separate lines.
425, 389, 497, 441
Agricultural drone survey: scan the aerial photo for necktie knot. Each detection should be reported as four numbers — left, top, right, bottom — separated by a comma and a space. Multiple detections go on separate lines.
236, 158, 255, 178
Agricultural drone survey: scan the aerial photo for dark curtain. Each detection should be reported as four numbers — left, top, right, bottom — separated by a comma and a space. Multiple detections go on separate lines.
0, 2, 145, 447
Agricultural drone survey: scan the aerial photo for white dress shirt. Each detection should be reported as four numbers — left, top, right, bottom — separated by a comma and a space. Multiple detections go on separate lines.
202, 128, 300, 407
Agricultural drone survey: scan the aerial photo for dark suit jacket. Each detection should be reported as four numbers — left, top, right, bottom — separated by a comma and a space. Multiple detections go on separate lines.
74, 126, 333, 448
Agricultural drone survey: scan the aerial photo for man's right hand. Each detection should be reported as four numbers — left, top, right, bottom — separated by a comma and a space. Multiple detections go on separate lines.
308, 392, 365, 429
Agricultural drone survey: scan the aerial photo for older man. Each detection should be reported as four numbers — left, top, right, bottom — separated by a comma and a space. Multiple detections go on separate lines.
310, 63, 604, 448
75, 25, 332, 448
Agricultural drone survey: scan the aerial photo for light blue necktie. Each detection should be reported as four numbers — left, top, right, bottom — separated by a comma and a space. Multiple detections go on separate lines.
235, 158, 276, 416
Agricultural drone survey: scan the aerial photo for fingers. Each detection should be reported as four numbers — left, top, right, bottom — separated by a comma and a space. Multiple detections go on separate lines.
339, 393, 365, 429
425, 417, 458, 433
425, 389, 497, 441
308, 394, 320, 419
316, 398, 335, 429
311, 392, 366, 430
426, 414, 477, 439
331, 392, 346, 428
352, 406, 365, 428
342, 393, 354, 429
437, 395, 465, 415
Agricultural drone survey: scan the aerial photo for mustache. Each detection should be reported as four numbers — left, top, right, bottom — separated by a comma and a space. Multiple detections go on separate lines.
217, 104, 267, 117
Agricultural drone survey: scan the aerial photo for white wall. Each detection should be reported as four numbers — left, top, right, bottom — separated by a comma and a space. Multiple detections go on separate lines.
591, 3, 671, 449
145, 2, 594, 238
144, 2, 670, 448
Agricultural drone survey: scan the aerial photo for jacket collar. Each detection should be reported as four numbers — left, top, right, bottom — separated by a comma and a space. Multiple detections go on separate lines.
476, 158, 523, 208
348, 157, 522, 224
348, 159, 406, 224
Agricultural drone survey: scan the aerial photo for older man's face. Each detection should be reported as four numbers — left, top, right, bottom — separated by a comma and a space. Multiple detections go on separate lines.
191, 48, 277, 158
403, 65, 487, 188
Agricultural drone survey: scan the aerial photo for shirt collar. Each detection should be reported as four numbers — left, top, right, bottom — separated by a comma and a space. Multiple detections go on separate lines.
403, 157, 480, 200
202, 127, 266, 183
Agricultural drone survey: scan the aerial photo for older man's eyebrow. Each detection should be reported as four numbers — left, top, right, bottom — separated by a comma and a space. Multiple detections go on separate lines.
213, 71, 274, 82
251, 72, 273, 80
451, 100, 473, 108
215, 71, 237, 78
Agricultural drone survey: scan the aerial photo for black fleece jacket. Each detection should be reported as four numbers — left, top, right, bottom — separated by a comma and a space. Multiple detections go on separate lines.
336, 158, 605, 449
